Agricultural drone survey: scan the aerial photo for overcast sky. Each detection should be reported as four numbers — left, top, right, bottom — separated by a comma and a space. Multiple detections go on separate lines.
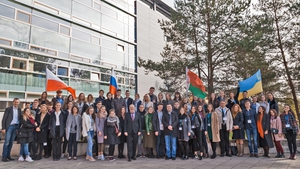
161, 0, 175, 9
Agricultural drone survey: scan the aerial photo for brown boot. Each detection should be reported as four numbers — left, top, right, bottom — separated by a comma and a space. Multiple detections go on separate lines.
236, 143, 240, 156
239, 144, 244, 157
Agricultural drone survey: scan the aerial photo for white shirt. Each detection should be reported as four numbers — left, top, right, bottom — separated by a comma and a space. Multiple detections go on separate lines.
55, 111, 61, 126
10, 107, 19, 125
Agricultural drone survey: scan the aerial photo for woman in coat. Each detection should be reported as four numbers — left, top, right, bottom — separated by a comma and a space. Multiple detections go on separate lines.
269, 109, 284, 158
62, 101, 73, 158
231, 104, 244, 157
205, 104, 220, 159
104, 109, 121, 162
256, 106, 274, 158
118, 107, 126, 158
142, 94, 154, 112
96, 105, 107, 161
280, 105, 299, 160
103, 92, 113, 113
35, 104, 50, 160
66, 106, 82, 160
198, 105, 208, 158
17, 108, 37, 162
76, 93, 89, 115
82, 106, 96, 162
209, 93, 219, 109
144, 106, 156, 158
178, 107, 192, 160
190, 106, 204, 160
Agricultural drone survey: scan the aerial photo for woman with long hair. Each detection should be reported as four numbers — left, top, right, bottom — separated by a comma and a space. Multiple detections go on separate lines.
66, 106, 82, 160
173, 92, 182, 103
231, 104, 244, 157
142, 94, 153, 112
76, 93, 88, 115
256, 106, 274, 158
104, 109, 121, 162
96, 105, 107, 161
280, 105, 299, 160
39, 92, 49, 106
86, 94, 94, 107
144, 106, 156, 158
63, 94, 74, 110
205, 104, 220, 159
17, 108, 37, 162
198, 105, 208, 158
118, 107, 126, 159
209, 93, 219, 109
270, 109, 284, 158
190, 106, 204, 160
82, 106, 96, 161
178, 107, 191, 160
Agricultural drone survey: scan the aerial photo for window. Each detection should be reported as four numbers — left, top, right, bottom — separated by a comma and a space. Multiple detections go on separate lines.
57, 66, 68, 76
14, 41, 29, 49
70, 68, 90, 79
91, 72, 100, 81
32, 15, 59, 32
30, 46, 57, 56
117, 77, 125, 84
16, 11, 31, 23
12, 58, 27, 70
0, 4, 15, 18
94, 2, 101, 11
60, 25, 70, 35
72, 29, 91, 42
117, 44, 124, 52
0, 38, 11, 46
0, 56, 10, 68
100, 74, 110, 82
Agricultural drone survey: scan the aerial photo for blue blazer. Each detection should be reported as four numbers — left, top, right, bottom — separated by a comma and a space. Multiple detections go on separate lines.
243, 108, 257, 129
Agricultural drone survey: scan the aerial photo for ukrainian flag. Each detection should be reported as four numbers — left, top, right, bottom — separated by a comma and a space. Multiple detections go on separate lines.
238, 70, 263, 100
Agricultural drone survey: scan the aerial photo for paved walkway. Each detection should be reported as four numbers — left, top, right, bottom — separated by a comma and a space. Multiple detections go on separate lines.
0, 154, 299, 169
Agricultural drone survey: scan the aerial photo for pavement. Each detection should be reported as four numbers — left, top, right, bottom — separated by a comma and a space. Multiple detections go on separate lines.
0, 154, 299, 169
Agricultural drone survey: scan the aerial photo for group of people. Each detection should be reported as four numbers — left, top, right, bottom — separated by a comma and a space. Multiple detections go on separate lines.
1, 87, 299, 164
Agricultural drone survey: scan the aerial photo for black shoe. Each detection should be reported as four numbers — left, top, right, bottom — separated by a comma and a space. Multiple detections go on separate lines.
121, 155, 126, 158
199, 155, 203, 160
2, 158, 9, 162
156, 155, 160, 159
254, 154, 259, 158
210, 154, 216, 159
184, 156, 189, 160
181, 156, 185, 160
226, 153, 232, 157
165, 157, 170, 160
136, 154, 141, 158
172, 157, 176, 160
7, 157, 14, 161
36, 155, 42, 160
275, 153, 280, 158
44, 155, 49, 158
128, 158, 132, 162
132, 156, 136, 160
220, 154, 224, 157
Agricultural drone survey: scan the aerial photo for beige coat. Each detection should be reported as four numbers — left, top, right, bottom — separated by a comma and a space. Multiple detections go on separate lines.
82, 113, 96, 137
215, 107, 233, 131
270, 116, 284, 141
212, 111, 221, 142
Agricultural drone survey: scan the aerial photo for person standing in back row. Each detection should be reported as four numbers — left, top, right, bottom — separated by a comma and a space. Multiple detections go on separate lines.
124, 90, 133, 113
112, 89, 126, 116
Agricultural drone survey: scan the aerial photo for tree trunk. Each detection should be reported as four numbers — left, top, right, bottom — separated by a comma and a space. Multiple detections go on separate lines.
206, 0, 214, 96
274, 8, 300, 121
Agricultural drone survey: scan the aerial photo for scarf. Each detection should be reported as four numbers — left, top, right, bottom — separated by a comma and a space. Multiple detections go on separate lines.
97, 111, 108, 118
257, 113, 264, 138
107, 115, 119, 129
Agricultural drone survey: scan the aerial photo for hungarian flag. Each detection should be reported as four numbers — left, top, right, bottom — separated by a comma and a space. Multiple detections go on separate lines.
186, 67, 206, 99
46, 68, 76, 99
109, 68, 118, 96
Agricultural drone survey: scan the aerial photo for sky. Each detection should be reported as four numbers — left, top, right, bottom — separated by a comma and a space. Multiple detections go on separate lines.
161, 0, 175, 9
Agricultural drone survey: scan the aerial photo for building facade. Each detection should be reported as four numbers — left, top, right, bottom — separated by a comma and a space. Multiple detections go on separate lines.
0, 0, 137, 110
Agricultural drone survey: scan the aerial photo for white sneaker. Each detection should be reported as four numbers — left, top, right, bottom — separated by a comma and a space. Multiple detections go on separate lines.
25, 156, 33, 162
97, 155, 101, 160
61, 154, 65, 158
18, 156, 24, 162
101, 155, 105, 161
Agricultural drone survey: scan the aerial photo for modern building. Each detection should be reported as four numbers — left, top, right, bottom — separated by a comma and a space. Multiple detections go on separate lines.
0, 0, 172, 112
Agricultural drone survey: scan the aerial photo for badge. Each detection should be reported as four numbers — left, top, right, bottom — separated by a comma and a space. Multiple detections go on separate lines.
192, 125, 195, 128
223, 117, 227, 121
179, 127, 183, 130
208, 123, 211, 126
43, 142, 47, 146
286, 124, 291, 128
247, 120, 252, 124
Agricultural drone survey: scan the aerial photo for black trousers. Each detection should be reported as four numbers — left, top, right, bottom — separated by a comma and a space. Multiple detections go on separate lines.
155, 130, 165, 157
202, 131, 208, 153
219, 124, 230, 154
68, 133, 77, 157
62, 133, 68, 154
93, 135, 98, 155
179, 141, 189, 156
46, 130, 52, 156
38, 143, 44, 157
285, 129, 297, 154
210, 139, 217, 154
109, 145, 115, 156
127, 132, 138, 159
118, 143, 124, 155
192, 128, 203, 152
52, 126, 62, 160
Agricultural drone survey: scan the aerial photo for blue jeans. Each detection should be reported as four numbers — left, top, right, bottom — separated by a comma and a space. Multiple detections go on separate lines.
2, 125, 18, 158
245, 128, 258, 154
86, 131, 94, 157
20, 143, 29, 156
165, 133, 177, 158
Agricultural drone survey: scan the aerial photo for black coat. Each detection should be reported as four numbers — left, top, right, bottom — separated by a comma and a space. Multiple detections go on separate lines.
268, 99, 279, 113
103, 99, 113, 114
2, 106, 21, 130
35, 113, 50, 143
119, 116, 126, 143
233, 112, 244, 129
138, 110, 146, 130
49, 110, 67, 138
17, 118, 35, 144
153, 111, 164, 135
124, 112, 142, 134
104, 118, 120, 145
226, 99, 239, 111
256, 113, 274, 148
162, 111, 178, 137
125, 97, 134, 112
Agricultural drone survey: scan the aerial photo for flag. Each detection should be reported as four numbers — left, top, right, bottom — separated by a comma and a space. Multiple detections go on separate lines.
46, 68, 76, 99
109, 68, 118, 96
186, 67, 206, 99
238, 70, 263, 100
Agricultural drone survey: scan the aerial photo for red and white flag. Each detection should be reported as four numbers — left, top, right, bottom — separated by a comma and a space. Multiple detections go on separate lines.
46, 68, 76, 99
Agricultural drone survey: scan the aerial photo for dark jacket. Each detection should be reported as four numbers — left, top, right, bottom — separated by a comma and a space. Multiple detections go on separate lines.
52, 96, 64, 109
2, 106, 22, 130
49, 110, 67, 138
153, 111, 164, 135
95, 96, 105, 105
124, 112, 142, 134
280, 112, 299, 134
239, 98, 252, 111
35, 112, 50, 143
162, 111, 178, 137
233, 112, 244, 129
119, 116, 126, 143
226, 98, 239, 111
125, 97, 134, 112
104, 118, 120, 145
138, 110, 146, 130
256, 112, 274, 148
268, 99, 279, 113
243, 108, 257, 129
17, 118, 35, 144
111, 97, 126, 115
157, 100, 166, 113
103, 99, 113, 114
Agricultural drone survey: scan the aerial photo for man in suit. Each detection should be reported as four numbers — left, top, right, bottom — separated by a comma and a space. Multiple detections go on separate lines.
2, 98, 22, 162
153, 103, 165, 158
124, 104, 141, 162
162, 104, 178, 160
124, 90, 133, 113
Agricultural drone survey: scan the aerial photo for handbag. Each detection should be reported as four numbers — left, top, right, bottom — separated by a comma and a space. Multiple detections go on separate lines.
17, 125, 28, 138
189, 130, 195, 139
230, 142, 238, 156
114, 123, 119, 134
271, 128, 278, 134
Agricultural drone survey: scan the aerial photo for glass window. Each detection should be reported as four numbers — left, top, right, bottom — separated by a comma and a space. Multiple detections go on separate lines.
101, 48, 124, 66
72, 1, 101, 25
117, 44, 124, 52
12, 58, 27, 70
0, 17, 30, 43
71, 38, 100, 59
30, 46, 57, 56
102, 38, 116, 50
94, 2, 101, 11
92, 36, 100, 45
91, 72, 100, 81
0, 55, 10, 68
37, 0, 72, 13
0, 4, 15, 18
72, 29, 91, 42
118, 77, 125, 84
100, 73, 110, 82
70, 79, 99, 95
30, 27, 70, 53
13, 41, 29, 49
32, 9, 70, 26
101, 4, 117, 19
26, 73, 46, 92
16, 11, 30, 23
57, 66, 68, 76
80, 0, 92, 7
60, 25, 70, 35
28, 61, 55, 74
0, 69, 26, 91
70, 68, 90, 79
102, 14, 124, 36
32, 15, 59, 32
0, 38, 11, 46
